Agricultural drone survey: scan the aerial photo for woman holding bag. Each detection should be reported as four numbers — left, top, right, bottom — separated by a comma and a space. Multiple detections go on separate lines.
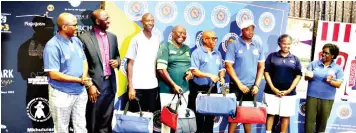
263, 34, 302, 133
304, 44, 344, 133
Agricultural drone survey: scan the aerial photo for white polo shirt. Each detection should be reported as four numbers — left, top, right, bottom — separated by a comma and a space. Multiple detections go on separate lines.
126, 31, 160, 89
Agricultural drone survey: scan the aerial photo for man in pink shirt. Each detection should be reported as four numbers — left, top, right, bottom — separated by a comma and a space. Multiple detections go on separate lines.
79, 9, 120, 133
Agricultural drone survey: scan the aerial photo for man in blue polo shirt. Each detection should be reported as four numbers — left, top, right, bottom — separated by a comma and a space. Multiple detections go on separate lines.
189, 30, 225, 133
225, 20, 265, 133
43, 13, 91, 133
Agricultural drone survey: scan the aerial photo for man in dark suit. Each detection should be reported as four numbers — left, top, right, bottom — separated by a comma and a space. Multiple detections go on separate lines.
78, 9, 120, 133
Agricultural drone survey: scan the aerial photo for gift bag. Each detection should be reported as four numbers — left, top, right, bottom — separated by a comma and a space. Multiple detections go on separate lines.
113, 98, 153, 133
196, 84, 237, 115
161, 94, 180, 131
176, 94, 197, 133
228, 94, 267, 124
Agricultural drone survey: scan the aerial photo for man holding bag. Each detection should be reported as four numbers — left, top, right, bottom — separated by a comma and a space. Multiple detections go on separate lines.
189, 30, 225, 133
157, 25, 193, 133
225, 20, 265, 133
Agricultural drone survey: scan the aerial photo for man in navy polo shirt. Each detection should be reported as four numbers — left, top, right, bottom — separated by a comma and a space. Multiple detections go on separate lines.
225, 20, 265, 133
43, 13, 91, 133
189, 30, 225, 133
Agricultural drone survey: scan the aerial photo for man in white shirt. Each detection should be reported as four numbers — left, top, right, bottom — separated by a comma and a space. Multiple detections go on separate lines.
126, 13, 160, 112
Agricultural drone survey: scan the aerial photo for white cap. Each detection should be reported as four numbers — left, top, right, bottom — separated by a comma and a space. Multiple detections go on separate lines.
239, 20, 255, 30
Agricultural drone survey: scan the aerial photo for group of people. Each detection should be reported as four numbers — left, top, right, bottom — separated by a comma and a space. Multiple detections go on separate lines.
43, 8, 344, 133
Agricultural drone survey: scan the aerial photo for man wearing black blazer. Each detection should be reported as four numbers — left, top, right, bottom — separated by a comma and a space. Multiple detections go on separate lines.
78, 9, 120, 133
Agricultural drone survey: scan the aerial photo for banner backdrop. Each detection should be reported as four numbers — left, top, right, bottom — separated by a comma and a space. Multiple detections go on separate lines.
105, 1, 290, 133
1, 1, 100, 133
285, 17, 314, 98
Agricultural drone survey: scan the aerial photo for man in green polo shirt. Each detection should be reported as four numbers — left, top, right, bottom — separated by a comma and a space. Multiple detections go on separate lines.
157, 25, 192, 133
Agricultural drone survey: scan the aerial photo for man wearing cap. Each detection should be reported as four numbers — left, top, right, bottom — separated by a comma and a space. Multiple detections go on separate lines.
225, 20, 265, 133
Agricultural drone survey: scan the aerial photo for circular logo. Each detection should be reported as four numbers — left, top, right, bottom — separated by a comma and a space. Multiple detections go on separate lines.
195, 31, 204, 48
222, 33, 239, 52
252, 34, 262, 46
168, 32, 191, 47
155, 1, 178, 23
211, 5, 230, 28
26, 97, 51, 122
259, 12, 275, 32
153, 110, 161, 132
184, 3, 205, 25
47, 4, 55, 11
298, 102, 306, 116
124, 1, 148, 21
120, 58, 128, 76
235, 9, 254, 28
69, 1, 81, 7
337, 104, 352, 119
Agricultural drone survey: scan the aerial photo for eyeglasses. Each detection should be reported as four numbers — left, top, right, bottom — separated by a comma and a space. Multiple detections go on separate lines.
204, 37, 218, 41
322, 51, 330, 56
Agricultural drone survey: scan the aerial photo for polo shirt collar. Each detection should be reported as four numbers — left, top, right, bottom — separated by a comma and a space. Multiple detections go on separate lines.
238, 37, 255, 46
317, 59, 337, 68
168, 40, 186, 48
200, 45, 217, 54
55, 33, 73, 43
276, 50, 292, 58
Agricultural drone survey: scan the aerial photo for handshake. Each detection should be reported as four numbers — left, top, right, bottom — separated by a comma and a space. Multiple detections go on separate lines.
81, 76, 93, 88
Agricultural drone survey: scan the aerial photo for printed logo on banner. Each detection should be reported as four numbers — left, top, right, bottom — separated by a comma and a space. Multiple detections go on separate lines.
184, 3, 205, 26
26, 97, 51, 122
124, 1, 148, 21
120, 58, 128, 76
1, 13, 12, 33
259, 12, 275, 32
298, 102, 306, 116
211, 5, 230, 28
1, 69, 15, 88
252, 35, 263, 46
337, 104, 352, 119
168, 31, 191, 47
222, 33, 239, 52
47, 4, 55, 11
318, 51, 349, 70
195, 31, 204, 48
235, 9, 254, 29
69, 1, 81, 7
155, 1, 178, 23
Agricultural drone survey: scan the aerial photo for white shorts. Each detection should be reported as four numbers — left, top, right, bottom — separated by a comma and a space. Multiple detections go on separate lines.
265, 93, 296, 117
